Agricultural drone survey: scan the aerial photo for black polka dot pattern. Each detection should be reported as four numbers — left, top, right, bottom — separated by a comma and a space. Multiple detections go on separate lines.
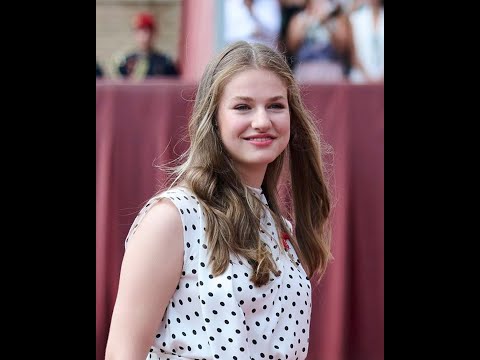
126, 187, 312, 359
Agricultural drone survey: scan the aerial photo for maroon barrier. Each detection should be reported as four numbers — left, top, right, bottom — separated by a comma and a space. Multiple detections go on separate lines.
96, 79, 384, 360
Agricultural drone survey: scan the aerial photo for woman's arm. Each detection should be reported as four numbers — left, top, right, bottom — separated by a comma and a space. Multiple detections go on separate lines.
105, 199, 184, 360
285, 12, 310, 54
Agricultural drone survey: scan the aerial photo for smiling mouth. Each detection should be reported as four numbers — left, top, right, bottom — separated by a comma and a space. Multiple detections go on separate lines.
244, 136, 276, 141
246, 137, 274, 142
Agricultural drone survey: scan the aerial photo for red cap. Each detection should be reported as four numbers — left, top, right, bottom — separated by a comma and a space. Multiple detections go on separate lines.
133, 12, 156, 31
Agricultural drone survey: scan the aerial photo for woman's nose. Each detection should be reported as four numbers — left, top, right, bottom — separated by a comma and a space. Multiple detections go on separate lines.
251, 109, 271, 130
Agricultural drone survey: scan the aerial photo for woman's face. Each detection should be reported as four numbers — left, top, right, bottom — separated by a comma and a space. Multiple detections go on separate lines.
217, 68, 290, 182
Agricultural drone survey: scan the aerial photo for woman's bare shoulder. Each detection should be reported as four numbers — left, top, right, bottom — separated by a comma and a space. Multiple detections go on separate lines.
126, 196, 183, 250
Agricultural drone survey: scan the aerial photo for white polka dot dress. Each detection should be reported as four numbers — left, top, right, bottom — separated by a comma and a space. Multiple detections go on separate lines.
125, 186, 312, 360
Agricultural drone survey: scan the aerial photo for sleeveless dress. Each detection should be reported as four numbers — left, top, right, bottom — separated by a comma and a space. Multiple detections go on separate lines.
125, 186, 312, 360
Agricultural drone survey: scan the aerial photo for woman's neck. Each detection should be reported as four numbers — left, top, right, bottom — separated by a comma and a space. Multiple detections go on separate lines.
239, 173, 265, 189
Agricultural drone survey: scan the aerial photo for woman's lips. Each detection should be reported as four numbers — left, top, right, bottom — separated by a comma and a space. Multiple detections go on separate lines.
244, 136, 275, 146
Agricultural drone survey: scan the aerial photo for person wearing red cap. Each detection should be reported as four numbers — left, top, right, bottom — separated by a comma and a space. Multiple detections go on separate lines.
117, 11, 179, 79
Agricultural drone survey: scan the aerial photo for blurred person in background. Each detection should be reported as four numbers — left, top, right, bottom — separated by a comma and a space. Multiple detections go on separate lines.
348, 0, 384, 83
116, 11, 178, 79
96, 61, 104, 78
278, 0, 307, 69
286, 0, 354, 82
223, 0, 282, 49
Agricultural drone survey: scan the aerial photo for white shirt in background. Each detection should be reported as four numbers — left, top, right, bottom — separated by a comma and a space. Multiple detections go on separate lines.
349, 5, 384, 82
223, 0, 281, 49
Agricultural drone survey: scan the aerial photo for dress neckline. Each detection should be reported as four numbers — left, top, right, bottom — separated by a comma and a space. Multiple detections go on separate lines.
246, 185, 263, 196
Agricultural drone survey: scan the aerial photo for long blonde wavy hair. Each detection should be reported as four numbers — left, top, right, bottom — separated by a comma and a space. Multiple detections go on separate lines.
168, 41, 331, 286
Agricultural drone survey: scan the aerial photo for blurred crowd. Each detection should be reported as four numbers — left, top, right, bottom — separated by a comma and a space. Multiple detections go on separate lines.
96, 0, 383, 84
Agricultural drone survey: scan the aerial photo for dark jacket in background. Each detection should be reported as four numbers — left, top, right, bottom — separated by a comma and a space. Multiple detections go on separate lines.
117, 51, 178, 78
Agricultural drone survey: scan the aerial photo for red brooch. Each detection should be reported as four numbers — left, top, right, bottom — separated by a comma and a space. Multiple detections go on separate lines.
281, 231, 298, 267
281, 232, 290, 251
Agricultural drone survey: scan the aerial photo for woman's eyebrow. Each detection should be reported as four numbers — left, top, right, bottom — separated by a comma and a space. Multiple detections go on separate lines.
231, 95, 286, 102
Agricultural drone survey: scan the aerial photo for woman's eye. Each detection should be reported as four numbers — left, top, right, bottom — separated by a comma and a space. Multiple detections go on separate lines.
234, 104, 250, 110
269, 103, 285, 109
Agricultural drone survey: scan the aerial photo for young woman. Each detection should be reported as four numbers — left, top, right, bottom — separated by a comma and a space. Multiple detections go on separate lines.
105, 40, 332, 360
